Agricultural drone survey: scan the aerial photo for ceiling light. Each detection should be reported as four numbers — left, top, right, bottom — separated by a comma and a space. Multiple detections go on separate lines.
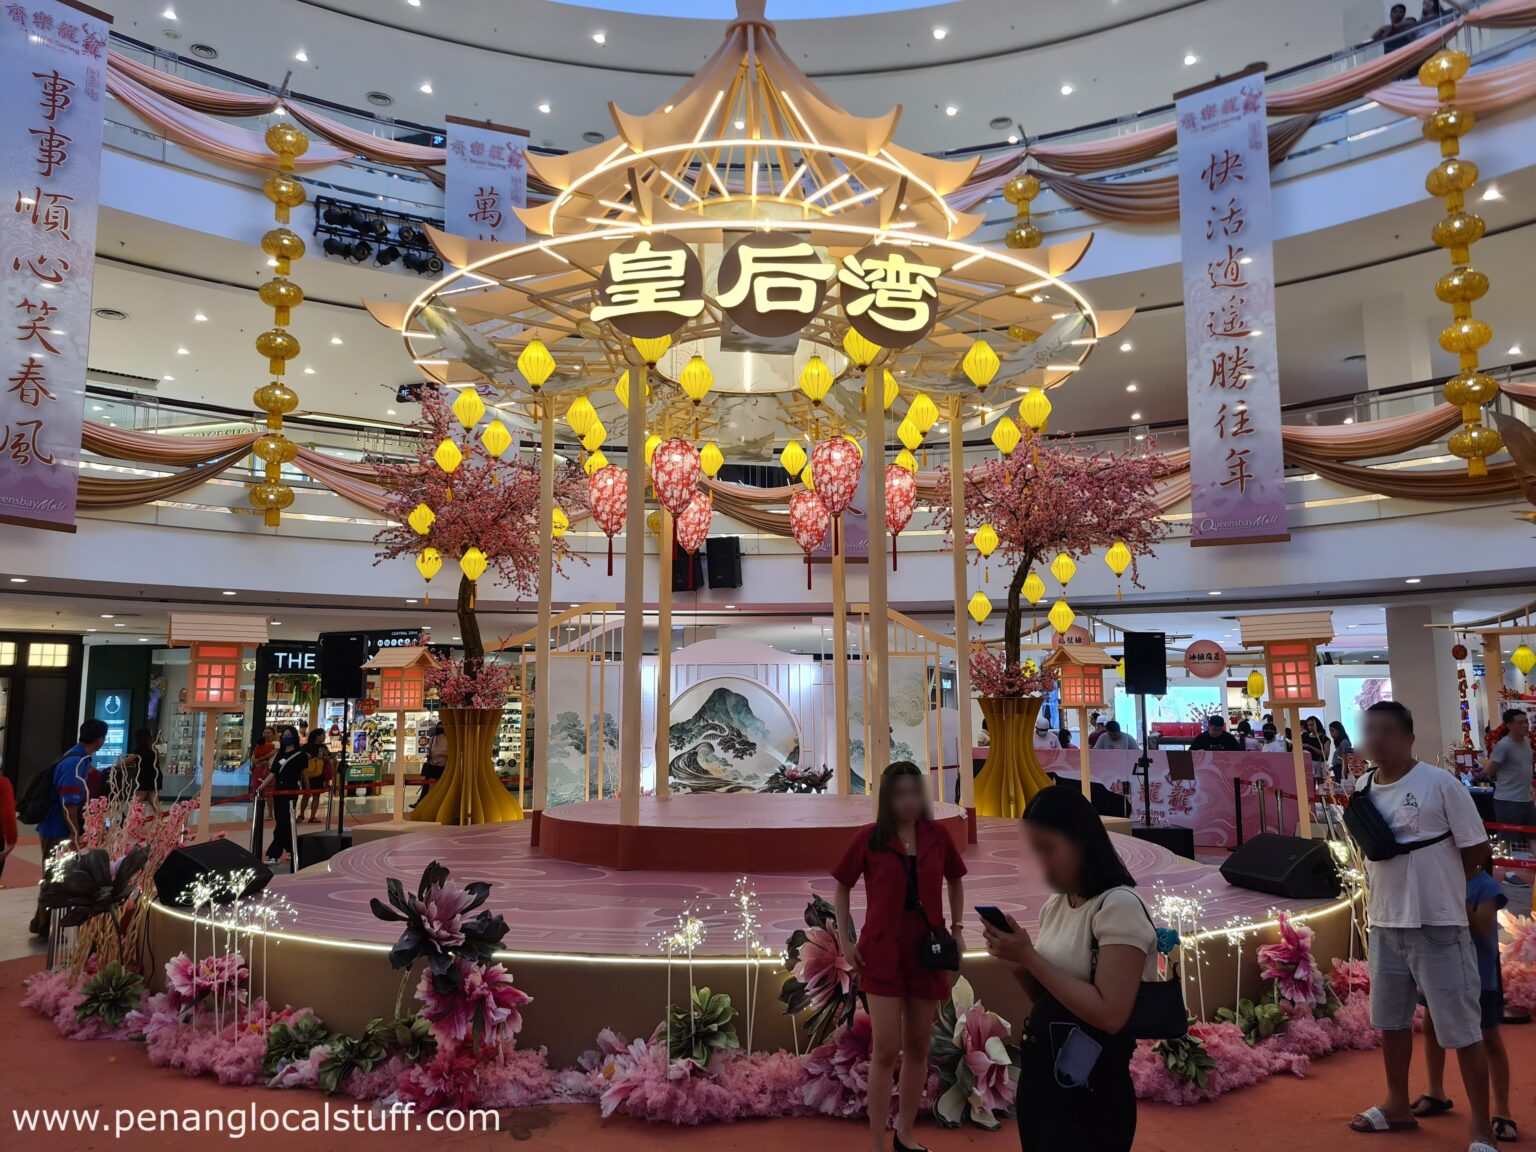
407, 0, 420, 5
330, 336, 343, 345
1007, 134, 1019, 144
9, 576, 27, 583
944, 105, 958, 117
176, 346, 189, 355
1482, 185, 1502, 201
419, 81, 433, 94
406, 598, 419, 604
222, 590, 237, 596
1209, 590, 1222, 595
1129, 411, 1142, 420
1126, 382, 1138, 392
1060, 84, 1074, 96
303, 366, 315, 374
1342, 417, 1355, 424
1347, 623, 1358, 629
592, 31, 606, 44
101, 614, 115, 619
87, 628, 97, 633
1183, 53, 1199, 66
162, 375, 174, 381
294, 49, 308, 62
1119, 341, 1132, 352
1508, 344, 1523, 356
1405, 577, 1421, 584
115, 622, 125, 627
193, 312, 207, 321
386, 407, 397, 416
138, 637, 150, 642
271, 621, 282, 626
932, 27, 947, 40
91, 404, 103, 412
537, 102, 551, 114
162, 6, 177, 19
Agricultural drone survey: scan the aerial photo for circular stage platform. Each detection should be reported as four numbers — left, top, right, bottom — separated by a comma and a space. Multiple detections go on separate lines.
149, 809, 1355, 1064
538, 793, 968, 870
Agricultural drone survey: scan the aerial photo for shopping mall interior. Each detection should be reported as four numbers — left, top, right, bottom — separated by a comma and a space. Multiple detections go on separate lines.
2, 0, 1536, 1148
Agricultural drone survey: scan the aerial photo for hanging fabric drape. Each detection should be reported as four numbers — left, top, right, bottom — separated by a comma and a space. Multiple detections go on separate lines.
1465, 0, 1536, 29
1027, 123, 1178, 176
283, 103, 447, 168
107, 51, 281, 116
76, 448, 252, 508
1370, 54, 1536, 118
1266, 26, 1455, 115
1284, 447, 1525, 500
1279, 403, 1465, 460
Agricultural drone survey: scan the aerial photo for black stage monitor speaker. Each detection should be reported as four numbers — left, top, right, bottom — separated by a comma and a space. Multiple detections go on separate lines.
318, 632, 367, 699
671, 541, 705, 592
298, 831, 352, 870
1122, 631, 1168, 696
1220, 832, 1341, 899
1131, 823, 1196, 860
706, 536, 743, 588
154, 840, 272, 907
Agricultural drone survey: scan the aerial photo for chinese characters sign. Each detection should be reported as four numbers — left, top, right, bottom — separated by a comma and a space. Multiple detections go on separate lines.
593, 233, 704, 339
444, 116, 527, 245
716, 231, 833, 339
0, 0, 109, 532
1176, 69, 1289, 546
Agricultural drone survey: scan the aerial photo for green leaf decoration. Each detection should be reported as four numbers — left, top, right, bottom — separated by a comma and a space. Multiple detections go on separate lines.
76, 962, 145, 1028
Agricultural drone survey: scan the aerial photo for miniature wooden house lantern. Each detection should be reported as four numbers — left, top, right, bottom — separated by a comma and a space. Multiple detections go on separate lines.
361, 646, 440, 825
1237, 610, 1334, 837
1043, 643, 1119, 799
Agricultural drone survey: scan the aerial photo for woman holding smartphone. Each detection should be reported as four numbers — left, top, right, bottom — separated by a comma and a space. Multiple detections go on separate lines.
834, 761, 967, 1152
981, 785, 1155, 1152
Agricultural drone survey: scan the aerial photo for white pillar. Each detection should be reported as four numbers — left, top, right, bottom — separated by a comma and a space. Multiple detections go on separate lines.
1384, 605, 1462, 762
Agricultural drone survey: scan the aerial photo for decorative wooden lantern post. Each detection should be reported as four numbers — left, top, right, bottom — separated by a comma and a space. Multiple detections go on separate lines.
168, 613, 269, 841
1043, 643, 1118, 800
362, 646, 439, 826
1237, 611, 1333, 839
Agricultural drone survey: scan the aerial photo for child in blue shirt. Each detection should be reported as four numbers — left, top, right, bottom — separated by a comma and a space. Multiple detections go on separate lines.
1412, 869, 1513, 1141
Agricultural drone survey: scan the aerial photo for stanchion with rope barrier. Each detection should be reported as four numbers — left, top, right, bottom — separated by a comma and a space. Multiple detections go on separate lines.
1485, 820, 1536, 873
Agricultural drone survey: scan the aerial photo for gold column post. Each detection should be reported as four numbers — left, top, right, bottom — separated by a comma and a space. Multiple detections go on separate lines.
533, 401, 555, 813
1287, 704, 1314, 839
865, 365, 891, 794
948, 396, 976, 812
831, 517, 851, 795
1078, 705, 1092, 800
654, 511, 673, 798
618, 365, 647, 826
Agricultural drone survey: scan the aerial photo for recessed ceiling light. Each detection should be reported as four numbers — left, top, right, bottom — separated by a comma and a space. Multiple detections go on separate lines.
932, 27, 947, 40
1183, 53, 1199, 66
91, 404, 103, 412
330, 336, 343, 345
1342, 417, 1355, 424
1508, 344, 1523, 356
9, 576, 27, 583
222, 590, 237, 596
162, 6, 177, 19
592, 31, 606, 44
176, 346, 189, 355
1208, 590, 1222, 595
944, 105, 958, 117
1129, 411, 1142, 420
303, 366, 315, 374
1006, 134, 1019, 144
1126, 382, 1138, 392
193, 312, 207, 322
101, 614, 115, 619
406, 598, 419, 604
419, 82, 433, 94
386, 407, 397, 416
294, 49, 308, 62
1405, 577, 1422, 584
407, 0, 420, 7
1482, 185, 1502, 201
452, 635, 462, 641
162, 375, 174, 382
1119, 341, 1132, 352
537, 102, 551, 114
1060, 84, 1074, 96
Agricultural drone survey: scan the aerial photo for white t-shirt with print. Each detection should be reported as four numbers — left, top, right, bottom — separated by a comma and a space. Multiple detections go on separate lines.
1034, 887, 1159, 982
1363, 761, 1487, 928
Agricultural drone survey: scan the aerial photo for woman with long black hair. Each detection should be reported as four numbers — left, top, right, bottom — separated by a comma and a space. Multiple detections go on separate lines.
261, 725, 307, 863
833, 761, 967, 1152
982, 785, 1156, 1152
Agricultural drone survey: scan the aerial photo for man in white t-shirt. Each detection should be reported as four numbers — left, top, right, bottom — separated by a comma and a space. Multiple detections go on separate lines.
1349, 701, 1494, 1152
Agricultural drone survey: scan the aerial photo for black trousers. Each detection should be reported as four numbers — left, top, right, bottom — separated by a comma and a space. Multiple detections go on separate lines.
266, 797, 295, 860
1016, 995, 1137, 1152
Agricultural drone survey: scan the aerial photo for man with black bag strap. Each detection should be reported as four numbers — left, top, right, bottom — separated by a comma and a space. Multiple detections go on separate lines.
1347, 702, 1496, 1152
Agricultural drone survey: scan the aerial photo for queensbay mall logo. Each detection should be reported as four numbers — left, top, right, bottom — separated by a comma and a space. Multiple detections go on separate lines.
591, 232, 941, 350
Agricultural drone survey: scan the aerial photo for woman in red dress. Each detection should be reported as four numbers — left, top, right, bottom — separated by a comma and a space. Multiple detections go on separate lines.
833, 761, 967, 1152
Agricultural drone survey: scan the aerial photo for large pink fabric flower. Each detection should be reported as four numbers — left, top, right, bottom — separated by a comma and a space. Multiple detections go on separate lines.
164, 951, 248, 1010
959, 1006, 1015, 1114
792, 926, 854, 1013
418, 958, 531, 1047
419, 881, 476, 950
1501, 911, 1536, 965
1258, 913, 1326, 1007
801, 1010, 873, 1118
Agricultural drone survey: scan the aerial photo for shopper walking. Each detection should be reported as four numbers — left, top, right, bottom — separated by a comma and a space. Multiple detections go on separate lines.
983, 785, 1156, 1152
1348, 700, 1494, 1152
299, 729, 331, 824
28, 718, 108, 935
1483, 708, 1534, 870
262, 726, 307, 864
833, 761, 967, 1152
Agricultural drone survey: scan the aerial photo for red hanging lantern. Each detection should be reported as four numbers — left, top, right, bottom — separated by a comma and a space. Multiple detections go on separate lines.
674, 490, 713, 590
789, 489, 831, 589
650, 437, 701, 516
810, 437, 861, 518
587, 464, 628, 575
884, 463, 916, 571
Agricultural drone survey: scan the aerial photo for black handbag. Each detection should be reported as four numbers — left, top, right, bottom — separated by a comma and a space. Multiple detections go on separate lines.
1091, 891, 1187, 1041
1343, 771, 1452, 862
906, 853, 960, 971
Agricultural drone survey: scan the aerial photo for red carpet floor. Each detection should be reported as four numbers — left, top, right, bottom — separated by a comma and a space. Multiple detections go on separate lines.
3, 955, 1532, 1152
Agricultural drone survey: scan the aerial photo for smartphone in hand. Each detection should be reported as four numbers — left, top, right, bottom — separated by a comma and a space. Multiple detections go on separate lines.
975, 905, 1013, 932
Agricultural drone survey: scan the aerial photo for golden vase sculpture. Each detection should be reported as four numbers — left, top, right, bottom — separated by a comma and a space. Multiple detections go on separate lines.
973, 696, 1055, 819
411, 707, 523, 825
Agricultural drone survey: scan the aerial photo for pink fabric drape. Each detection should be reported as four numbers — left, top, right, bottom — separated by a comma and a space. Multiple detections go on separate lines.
107, 68, 353, 172
107, 51, 280, 116
1466, 0, 1536, 28
1266, 27, 1455, 116
284, 103, 447, 169
77, 449, 251, 508
291, 447, 395, 513
1279, 403, 1464, 459
1027, 123, 1177, 176
1369, 55, 1536, 117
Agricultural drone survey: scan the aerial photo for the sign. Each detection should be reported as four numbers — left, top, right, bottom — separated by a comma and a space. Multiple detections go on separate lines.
0, 1, 110, 532
837, 243, 940, 349
93, 687, 130, 763
1175, 67, 1289, 546
716, 231, 834, 338
444, 116, 527, 244
592, 233, 704, 339
1183, 639, 1228, 679
361, 628, 427, 658
266, 641, 317, 674
1053, 624, 1094, 649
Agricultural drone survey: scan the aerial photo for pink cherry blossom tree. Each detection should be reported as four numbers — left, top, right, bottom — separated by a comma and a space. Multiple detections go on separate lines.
933, 433, 1172, 670
373, 387, 587, 673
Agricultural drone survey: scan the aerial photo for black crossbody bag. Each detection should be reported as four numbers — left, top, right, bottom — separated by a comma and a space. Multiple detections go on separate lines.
1343, 771, 1452, 862
1091, 891, 1187, 1041
905, 854, 960, 971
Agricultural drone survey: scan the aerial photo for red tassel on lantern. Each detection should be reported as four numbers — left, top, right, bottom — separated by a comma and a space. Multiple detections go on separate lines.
892, 534, 898, 572
806, 552, 812, 590
607, 536, 613, 577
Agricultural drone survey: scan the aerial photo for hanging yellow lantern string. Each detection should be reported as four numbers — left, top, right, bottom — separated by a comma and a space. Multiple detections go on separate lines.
1022, 569, 1045, 635
1419, 49, 1501, 478
1019, 386, 1051, 467
1104, 541, 1132, 601
974, 522, 998, 590
1003, 170, 1043, 250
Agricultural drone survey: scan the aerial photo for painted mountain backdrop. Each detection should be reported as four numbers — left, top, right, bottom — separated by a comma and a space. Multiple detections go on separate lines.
667, 680, 801, 793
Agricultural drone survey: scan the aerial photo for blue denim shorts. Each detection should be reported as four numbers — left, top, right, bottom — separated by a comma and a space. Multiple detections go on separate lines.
1369, 925, 1483, 1050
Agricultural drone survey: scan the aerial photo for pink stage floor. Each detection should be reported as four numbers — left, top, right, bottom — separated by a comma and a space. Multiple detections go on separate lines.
274, 815, 1318, 957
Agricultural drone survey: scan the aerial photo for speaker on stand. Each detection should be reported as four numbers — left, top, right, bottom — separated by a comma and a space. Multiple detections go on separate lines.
1121, 631, 1176, 835
316, 632, 366, 844
706, 537, 742, 588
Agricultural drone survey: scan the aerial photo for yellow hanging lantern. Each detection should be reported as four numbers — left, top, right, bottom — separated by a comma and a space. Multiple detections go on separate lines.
581, 419, 607, 453
894, 448, 918, 474
481, 419, 513, 459
1050, 551, 1077, 587
1246, 670, 1266, 699
565, 395, 598, 436
583, 449, 609, 477
613, 370, 649, 409
700, 441, 724, 478
801, 464, 815, 491
679, 355, 713, 404
408, 502, 435, 536
434, 438, 463, 474
909, 393, 939, 434
1104, 540, 1132, 601
1513, 644, 1536, 676
842, 327, 881, 368
897, 418, 923, 452
645, 510, 662, 537
459, 546, 488, 583
1116, 657, 1126, 679
551, 506, 570, 540
1018, 387, 1052, 433
255, 328, 300, 376
1047, 598, 1075, 634
644, 434, 663, 467
881, 370, 900, 411
632, 334, 672, 364
798, 355, 833, 406
517, 339, 555, 391
974, 523, 999, 558
451, 387, 486, 430
780, 440, 807, 476
416, 547, 443, 582
1022, 571, 1046, 605
962, 339, 1000, 390
991, 415, 1021, 457
967, 591, 993, 625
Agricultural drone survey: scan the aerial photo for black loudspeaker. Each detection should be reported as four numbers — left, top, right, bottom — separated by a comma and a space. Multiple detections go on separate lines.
1131, 823, 1196, 860
1122, 631, 1168, 696
297, 831, 352, 869
154, 840, 272, 907
1220, 832, 1341, 899
318, 632, 367, 698
706, 536, 742, 588
671, 541, 705, 592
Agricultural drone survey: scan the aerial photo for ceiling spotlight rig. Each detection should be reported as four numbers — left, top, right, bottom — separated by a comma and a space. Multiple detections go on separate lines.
313, 195, 444, 275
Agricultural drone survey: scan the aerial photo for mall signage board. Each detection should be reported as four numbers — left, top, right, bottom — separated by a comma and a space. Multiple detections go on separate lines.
1175, 65, 1289, 546
0, 0, 110, 532
444, 115, 528, 244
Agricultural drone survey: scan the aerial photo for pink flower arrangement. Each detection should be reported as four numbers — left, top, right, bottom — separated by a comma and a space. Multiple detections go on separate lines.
425, 657, 517, 710
969, 649, 1058, 700
928, 976, 1018, 1129
165, 951, 249, 1010
1258, 913, 1327, 1007
595, 1036, 810, 1124
1327, 957, 1371, 1000
1499, 910, 1536, 965
397, 1046, 484, 1110
790, 926, 855, 1015
958, 1004, 1015, 1114
416, 958, 531, 1048
419, 881, 477, 951
802, 1010, 876, 1118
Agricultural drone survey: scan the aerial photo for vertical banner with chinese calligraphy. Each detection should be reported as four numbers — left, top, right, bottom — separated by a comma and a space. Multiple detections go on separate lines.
444, 116, 528, 244
1176, 65, 1289, 546
0, 0, 109, 532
